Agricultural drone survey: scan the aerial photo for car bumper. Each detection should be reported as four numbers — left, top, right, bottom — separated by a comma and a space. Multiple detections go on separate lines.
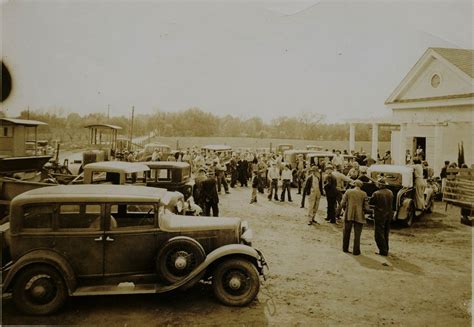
255, 248, 269, 280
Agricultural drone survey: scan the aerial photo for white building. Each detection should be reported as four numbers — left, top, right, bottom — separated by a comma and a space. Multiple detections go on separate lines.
386, 48, 473, 175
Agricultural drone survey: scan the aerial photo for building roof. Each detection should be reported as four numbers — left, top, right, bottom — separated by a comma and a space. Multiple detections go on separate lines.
202, 144, 232, 151
431, 48, 474, 78
84, 123, 122, 130
0, 118, 48, 126
385, 47, 474, 105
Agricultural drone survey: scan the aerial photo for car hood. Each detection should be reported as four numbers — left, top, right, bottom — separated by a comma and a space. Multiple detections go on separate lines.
159, 213, 240, 232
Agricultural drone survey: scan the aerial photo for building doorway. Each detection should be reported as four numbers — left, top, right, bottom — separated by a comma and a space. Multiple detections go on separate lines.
413, 137, 426, 160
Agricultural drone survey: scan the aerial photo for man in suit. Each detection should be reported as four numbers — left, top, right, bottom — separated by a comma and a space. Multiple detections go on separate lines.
341, 179, 370, 255
323, 165, 338, 224
194, 168, 220, 217
369, 178, 394, 256
304, 166, 323, 225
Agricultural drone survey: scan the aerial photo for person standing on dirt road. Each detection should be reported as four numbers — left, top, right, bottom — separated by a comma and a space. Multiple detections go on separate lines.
323, 165, 338, 223
304, 166, 323, 225
369, 178, 394, 256
267, 161, 280, 201
280, 164, 293, 202
341, 180, 370, 255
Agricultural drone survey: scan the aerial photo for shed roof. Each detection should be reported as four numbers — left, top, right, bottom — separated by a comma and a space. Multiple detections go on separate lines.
0, 118, 48, 126
84, 124, 122, 130
83, 161, 150, 174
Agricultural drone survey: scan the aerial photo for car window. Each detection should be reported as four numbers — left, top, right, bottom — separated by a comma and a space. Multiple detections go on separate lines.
151, 168, 171, 181
370, 172, 402, 185
182, 167, 190, 179
110, 204, 155, 229
58, 204, 102, 230
22, 205, 53, 230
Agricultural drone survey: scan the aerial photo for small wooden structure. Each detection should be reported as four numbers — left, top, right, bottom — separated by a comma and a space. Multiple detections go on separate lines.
444, 167, 474, 225
84, 124, 122, 153
0, 118, 48, 157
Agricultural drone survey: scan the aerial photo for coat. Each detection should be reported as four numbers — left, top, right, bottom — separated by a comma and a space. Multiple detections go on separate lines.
370, 188, 394, 221
303, 173, 323, 196
324, 173, 338, 197
341, 187, 369, 224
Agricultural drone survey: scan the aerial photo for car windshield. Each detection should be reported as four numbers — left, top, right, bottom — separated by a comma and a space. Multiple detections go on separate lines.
370, 171, 402, 186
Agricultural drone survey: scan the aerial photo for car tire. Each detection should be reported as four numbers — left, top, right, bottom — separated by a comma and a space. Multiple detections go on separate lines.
212, 258, 260, 307
156, 238, 206, 284
12, 264, 68, 315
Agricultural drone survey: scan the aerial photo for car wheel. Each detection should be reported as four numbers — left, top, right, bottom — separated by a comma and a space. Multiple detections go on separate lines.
12, 264, 68, 315
402, 202, 415, 227
156, 238, 205, 284
212, 258, 260, 307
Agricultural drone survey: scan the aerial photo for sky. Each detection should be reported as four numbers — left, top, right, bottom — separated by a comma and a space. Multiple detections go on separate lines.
1, 0, 472, 123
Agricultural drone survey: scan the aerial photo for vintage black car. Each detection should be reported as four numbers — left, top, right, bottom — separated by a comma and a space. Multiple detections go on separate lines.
143, 161, 194, 200
0, 185, 267, 315
364, 165, 435, 226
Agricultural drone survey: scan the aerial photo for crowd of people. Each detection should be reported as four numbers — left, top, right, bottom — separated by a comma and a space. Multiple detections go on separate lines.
124, 144, 466, 257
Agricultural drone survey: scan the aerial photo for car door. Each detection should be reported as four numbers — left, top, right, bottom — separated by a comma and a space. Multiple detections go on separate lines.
103, 203, 157, 275
54, 203, 105, 277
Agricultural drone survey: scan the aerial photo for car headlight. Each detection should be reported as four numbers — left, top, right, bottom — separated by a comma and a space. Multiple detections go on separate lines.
176, 199, 184, 213
241, 229, 253, 245
241, 220, 249, 233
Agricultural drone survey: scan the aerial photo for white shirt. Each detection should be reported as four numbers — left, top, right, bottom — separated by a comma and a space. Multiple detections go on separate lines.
268, 167, 280, 180
281, 169, 292, 180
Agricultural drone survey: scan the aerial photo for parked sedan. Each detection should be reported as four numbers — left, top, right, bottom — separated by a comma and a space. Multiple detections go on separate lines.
0, 185, 267, 315
365, 165, 435, 226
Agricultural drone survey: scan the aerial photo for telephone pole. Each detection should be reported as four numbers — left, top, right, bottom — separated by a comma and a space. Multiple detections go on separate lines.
129, 106, 134, 151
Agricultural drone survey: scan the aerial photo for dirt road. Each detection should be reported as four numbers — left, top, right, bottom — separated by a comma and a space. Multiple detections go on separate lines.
1, 186, 472, 326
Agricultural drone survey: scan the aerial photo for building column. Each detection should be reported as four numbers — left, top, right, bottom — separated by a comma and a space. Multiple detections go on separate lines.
398, 123, 407, 165
433, 123, 444, 175
349, 123, 356, 153
371, 122, 378, 160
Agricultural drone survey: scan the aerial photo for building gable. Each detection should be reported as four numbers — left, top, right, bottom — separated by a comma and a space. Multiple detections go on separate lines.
385, 48, 473, 105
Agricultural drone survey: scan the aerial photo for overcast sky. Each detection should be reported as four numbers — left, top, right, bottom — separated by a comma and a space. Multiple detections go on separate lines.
1, 0, 472, 122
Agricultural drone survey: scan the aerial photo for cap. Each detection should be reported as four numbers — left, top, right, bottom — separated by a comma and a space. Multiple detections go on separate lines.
354, 180, 364, 188
325, 164, 334, 171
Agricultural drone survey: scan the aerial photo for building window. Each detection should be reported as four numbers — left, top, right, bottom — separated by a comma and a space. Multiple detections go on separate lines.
431, 74, 441, 88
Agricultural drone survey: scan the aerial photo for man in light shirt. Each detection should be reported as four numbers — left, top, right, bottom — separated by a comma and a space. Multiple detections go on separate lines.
280, 164, 293, 202
332, 150, 345, 168
267, 161, 280, 201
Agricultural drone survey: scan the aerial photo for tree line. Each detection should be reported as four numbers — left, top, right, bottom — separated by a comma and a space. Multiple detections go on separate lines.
3, 108, 390, 144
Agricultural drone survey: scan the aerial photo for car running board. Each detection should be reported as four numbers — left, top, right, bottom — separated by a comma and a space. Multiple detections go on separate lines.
72, 282, 180, 296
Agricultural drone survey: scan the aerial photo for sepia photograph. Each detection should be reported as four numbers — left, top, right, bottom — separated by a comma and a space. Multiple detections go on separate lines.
0, 0, 473, 325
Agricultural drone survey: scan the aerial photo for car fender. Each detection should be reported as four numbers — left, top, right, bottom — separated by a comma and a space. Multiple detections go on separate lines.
397, 198, 413, 221
3, 249, 77, 294
155, 244, 260, 293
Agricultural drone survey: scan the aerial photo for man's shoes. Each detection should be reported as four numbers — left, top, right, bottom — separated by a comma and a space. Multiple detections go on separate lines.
353, 251, 361, 256
376, 252, 388, 256
311, 220, 319, 225
274, 198, 279, 201
324, 217, 330, 221
329, 220, 337, 224
280, 199, 284, 202
300, 205, 304, 208
288, 199, 293, 202
307, 221, 313, 225
343, 249, 351, 253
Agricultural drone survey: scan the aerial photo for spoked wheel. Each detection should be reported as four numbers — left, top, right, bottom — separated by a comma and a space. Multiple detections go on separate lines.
156, 238, 205, 284
212, 258, 260, 307
12, 264, 68, 315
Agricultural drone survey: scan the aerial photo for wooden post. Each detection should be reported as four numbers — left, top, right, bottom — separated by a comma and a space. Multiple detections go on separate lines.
34, 126, 38, 156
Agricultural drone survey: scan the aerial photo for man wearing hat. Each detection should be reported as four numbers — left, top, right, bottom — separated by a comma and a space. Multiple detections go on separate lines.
369, 178, 394, 256
323, 165, 338, 223
341, 179, 370, 255
304, 166, 323, 225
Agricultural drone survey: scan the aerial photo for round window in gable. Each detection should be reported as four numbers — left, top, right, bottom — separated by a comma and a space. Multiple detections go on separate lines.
431, 74, 441, 88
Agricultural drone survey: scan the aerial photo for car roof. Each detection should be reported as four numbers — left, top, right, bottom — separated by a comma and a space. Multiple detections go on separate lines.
368, 164, 413, 174
144, 161, 190, 169
11, 185, 168, 206
84, 161, 150, 174
307, 151, 334, 157
144, 143, 170, 148
283, 149, 316, 155
202, 144, 232, 150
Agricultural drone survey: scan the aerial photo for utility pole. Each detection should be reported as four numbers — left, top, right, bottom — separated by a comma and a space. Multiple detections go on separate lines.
129, 106, 134, 151
107, 104, 110, 122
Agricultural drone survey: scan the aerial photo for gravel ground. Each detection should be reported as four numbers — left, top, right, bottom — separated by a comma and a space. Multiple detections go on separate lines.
1, 185, 472, 326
